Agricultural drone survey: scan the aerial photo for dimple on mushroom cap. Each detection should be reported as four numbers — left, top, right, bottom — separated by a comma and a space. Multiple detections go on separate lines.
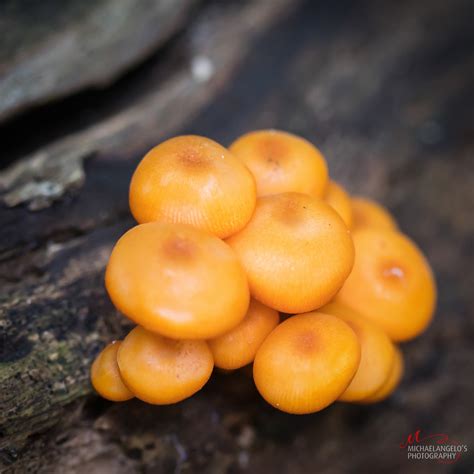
229, 130, 328, 198
106, 222, 250, 339
91, 341, 134, 402
129, 135, 257, 239
253, 312, 361, 414
351, 196, 398, 231
117, 326, 214, 404
208, 299, 279, 370
360, 346, 404, 403
226, 192, 354, 313
334, 228, 436, 341
324, 180, 353, 228
320, 302, 396, 401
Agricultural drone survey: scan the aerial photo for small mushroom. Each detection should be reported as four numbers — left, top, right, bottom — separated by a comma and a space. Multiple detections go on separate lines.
334, 228, 436, 341
129, 135, 256, 239
227, 192, 354, 313
361, 347, 404, 403
323, 180, 353, 228
106, 222, 250, 339
91, 341, 134, 402
229, 130, 328, 198
253, 312, 361, 414
351, 196, 397, 230
117, 326, 214, 404
320, 302, 396, 401
209, 299, 279, 370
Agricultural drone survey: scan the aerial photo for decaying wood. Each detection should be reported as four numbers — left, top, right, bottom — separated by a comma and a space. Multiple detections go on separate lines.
0, 0, 199, 123
0, 0, 473, 472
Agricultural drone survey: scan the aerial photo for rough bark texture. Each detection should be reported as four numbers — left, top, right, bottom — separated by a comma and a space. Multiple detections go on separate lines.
0, 0, 473, 472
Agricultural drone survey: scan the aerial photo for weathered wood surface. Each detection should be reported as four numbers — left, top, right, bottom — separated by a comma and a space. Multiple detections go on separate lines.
0, 0, 473, 472
0, 0, 199, 123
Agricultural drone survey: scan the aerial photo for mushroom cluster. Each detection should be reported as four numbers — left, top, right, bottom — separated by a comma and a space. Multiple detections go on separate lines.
91, 131, 436, 414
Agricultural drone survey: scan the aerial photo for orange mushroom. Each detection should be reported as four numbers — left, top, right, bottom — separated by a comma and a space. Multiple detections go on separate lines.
129, 135, 256, 239
106, 222, 250, 339
91, 341, 134, 402
90, 129, 431, 413
334, 228, 436, 341
352, 196, 397, 230
320, 302, 396, 401
229, 130, 328, 197
361, 347, 404, 403
226, 192, 354, 313
324, 180, 353, 228
253, 312, 361, 414
209, 299, 279, 370
117, 326, 214, 404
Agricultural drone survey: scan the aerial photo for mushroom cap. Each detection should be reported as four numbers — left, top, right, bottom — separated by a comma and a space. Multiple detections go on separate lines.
91, 341, 134, 402
253, 312, 361, 414
106, 222, 250, 339
320, 302, 396, 401
117, 326, 214, 404
229, 130, 328, 198
334, 228, 436, 341
352, 196, 397, 231
226, 192, 354, 313
324, 180, 353, 228
361, 346, 404, 403
209, 299, 279, 370
129, 135, 256, 239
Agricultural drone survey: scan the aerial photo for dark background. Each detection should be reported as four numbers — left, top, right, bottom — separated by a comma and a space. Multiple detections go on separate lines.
0, 0, 473, 472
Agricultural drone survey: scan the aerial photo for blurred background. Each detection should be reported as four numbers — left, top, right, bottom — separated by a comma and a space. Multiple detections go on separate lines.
0, 0, 473, 472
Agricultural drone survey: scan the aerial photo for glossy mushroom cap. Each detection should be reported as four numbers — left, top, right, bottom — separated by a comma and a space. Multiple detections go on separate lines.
320, 302, 396, 401
334, 228, 436, 341
117, 326, 214, 404
229, 130, 328, 198
227, 192, 354, 313
324, 180, 353, 228
129, 135, 257, 239
253, 312, 361, 414
209, 299, 279, 370
352, 196, 397, 231
91, 341, 134, 402
361, 347, 404, 403
106, 222, 250, 339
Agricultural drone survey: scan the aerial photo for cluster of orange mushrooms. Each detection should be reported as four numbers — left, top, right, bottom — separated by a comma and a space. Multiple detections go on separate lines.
91, 130, 436, 414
